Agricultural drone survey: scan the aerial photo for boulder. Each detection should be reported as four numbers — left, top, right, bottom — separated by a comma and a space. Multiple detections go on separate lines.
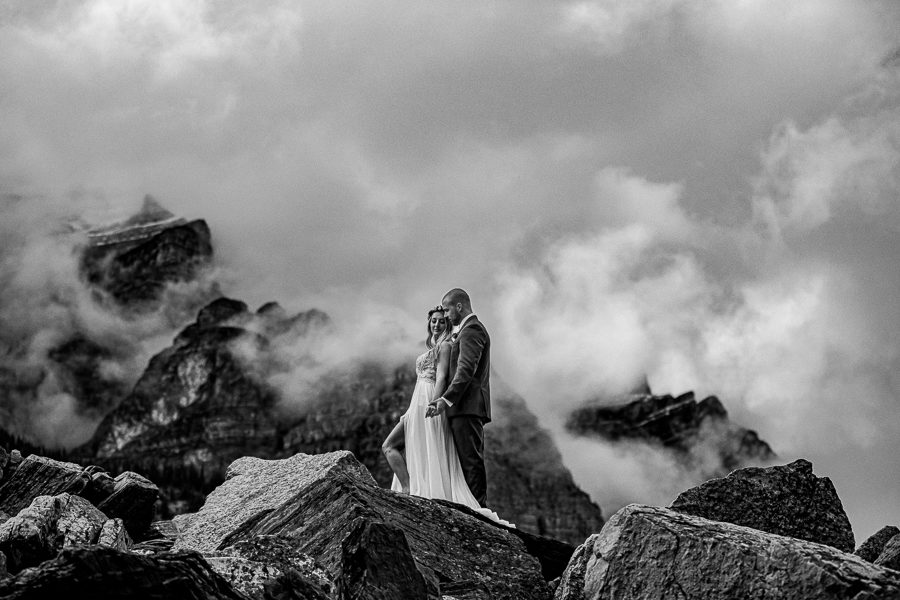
0, 493, 107, 573
130, 519, 178, 554
555, 504, 900, 600
147, 519, 179, 541
174, 451, 375, 553
335, 518, 432, 600
876, 535, 900, 571
0, 495, 64, 573
97, 518, 132, 551
0, 546, 247, 599
96, 471, 159, 538
175, 451, 551, 600
0, 456, 85, 516
204, 534, 332, 600
857, 526, 900, 562
9, 450, 22, 467
54, 493, 108, 548
81, 471, 117, 505
669, 459, 855, 552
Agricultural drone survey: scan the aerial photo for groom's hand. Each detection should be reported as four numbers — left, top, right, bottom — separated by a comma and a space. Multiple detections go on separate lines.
426, 398, 448, 418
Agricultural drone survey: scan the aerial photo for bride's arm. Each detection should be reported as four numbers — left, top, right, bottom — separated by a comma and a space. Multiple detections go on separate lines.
433, 342, 452, 400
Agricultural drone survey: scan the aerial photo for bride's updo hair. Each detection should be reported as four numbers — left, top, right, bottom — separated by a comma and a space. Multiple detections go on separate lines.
426, 306, 452, 349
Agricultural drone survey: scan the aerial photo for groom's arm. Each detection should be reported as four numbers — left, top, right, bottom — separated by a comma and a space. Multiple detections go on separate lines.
440, 325, 487, 406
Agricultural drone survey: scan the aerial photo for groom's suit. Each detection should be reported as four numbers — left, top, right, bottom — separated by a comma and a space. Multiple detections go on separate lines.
442, 315, 491, 506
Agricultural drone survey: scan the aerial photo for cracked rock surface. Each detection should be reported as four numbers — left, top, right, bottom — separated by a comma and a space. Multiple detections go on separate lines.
555, 504, 900, 600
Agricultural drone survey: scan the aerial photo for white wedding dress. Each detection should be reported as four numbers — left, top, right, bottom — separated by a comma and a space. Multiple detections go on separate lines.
391, 347, 513, 527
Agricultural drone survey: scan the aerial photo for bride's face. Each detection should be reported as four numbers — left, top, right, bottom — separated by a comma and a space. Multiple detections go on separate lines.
429, 313, 448, 336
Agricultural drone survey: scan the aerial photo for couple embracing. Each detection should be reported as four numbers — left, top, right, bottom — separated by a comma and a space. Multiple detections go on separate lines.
382, 288, 510, 525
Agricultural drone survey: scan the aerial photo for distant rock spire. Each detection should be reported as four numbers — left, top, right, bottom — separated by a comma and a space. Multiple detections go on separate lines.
87, 195, 185, 247
124, 195, 176, 226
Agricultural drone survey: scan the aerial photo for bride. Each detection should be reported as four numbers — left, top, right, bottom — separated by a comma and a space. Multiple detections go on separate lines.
382, 305, 512, 525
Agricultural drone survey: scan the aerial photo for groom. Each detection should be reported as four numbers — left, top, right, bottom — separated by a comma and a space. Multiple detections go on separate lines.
426, 288, 491, 507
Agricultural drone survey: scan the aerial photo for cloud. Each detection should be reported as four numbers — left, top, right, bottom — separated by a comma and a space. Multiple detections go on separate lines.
753, 115, 900, 235
228, 297, 422, 415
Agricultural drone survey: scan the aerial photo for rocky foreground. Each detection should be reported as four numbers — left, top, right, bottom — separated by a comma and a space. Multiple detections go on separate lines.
0, 448, 898, 599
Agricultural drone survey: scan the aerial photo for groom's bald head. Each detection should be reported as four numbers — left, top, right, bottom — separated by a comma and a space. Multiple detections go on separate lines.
442, 288, 472, 325
443, 288, 471, 309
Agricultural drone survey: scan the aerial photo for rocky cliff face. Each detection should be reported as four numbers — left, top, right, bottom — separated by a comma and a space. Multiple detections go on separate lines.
84, 296, 604, 545
59, 217, 218, 419
79, 196, 215, 312
567, 389, 775, 479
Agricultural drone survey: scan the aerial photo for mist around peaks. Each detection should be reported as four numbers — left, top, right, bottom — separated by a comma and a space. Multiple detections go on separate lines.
0, 193, 220, 448
227, 297, 423, 417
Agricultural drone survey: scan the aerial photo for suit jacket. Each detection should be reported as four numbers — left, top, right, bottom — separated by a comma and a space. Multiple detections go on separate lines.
443, 316, 491, 422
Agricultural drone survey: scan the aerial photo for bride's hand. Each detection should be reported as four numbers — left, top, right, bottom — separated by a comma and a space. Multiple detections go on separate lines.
426, 398, 447, 418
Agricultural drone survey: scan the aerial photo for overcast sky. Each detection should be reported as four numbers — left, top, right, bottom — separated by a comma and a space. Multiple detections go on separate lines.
2, 0, 899, 541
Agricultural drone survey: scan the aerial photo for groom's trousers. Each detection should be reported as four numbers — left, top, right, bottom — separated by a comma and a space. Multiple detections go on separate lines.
450, 416, 487, 507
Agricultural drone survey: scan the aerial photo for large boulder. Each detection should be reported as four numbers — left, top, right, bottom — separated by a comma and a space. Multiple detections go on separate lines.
0, 546, 247, 600
174, 451, 552, 600
0, 454, 158, 542
0, 493, 107, 573
669, 459, 855, 552
0, 495, 64, 573
0, 456, 85, 516
0, 455, 129, 517
174, 451, 375, 552
54, 494, 108, 548
95, 471, 159, 538
97, 518, 132, 551
555, 504, 900, 600
857, 526, 900, 563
